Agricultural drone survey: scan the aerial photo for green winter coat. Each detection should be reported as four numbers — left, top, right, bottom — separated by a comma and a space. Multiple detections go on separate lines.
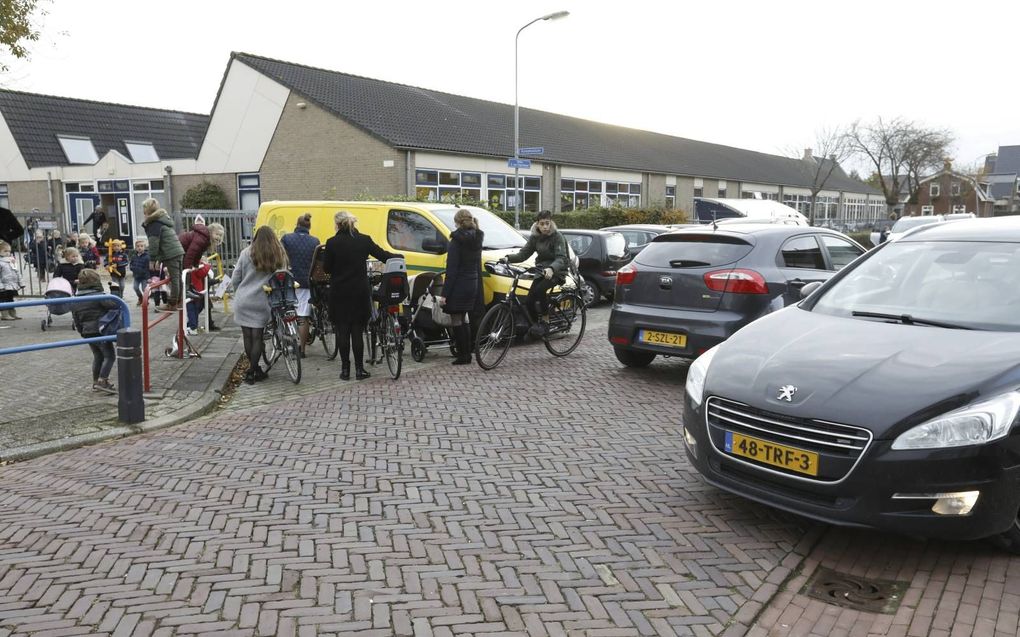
506, 220, 569, 276
143, 210, 184, 263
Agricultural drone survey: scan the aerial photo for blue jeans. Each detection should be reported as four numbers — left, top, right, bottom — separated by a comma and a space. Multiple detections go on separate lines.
88, 341, 115, 381
187, 296, 205, 329
133, 276, 146, 300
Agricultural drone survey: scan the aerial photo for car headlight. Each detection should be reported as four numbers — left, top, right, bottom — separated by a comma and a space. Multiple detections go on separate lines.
891, 392, 1020, 450
685, 346, 719, 408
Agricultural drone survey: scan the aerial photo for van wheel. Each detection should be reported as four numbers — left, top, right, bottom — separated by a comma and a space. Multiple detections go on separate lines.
990, 510, 1020, 554
614, 347, 655, 368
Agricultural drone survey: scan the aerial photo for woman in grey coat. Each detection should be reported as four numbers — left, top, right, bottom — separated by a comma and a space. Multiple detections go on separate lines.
229, 226, 288, 384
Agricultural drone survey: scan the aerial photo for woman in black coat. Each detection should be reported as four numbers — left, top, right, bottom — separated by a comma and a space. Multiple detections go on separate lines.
321, 211, 401, 381
440, 209, 484, 364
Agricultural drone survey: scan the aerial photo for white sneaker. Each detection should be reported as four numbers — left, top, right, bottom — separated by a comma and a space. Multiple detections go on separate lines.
185, 327, 197, 336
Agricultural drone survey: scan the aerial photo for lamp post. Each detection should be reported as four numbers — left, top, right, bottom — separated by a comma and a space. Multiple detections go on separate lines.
514, 10, 569, 229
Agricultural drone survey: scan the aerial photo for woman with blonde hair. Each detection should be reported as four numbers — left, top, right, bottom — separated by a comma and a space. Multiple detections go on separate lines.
439, 209, 484, 364
322, 211, 401, 380
229, 226, 289, 384
53, 247, 85, 293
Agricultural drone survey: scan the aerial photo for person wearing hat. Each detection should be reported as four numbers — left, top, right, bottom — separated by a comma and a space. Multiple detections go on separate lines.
501, 210, 569, 336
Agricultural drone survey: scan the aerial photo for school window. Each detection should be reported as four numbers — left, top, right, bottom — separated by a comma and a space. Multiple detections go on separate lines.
950, 182, 961, 196
238, 174, 261, 210
124, 141, 160, 163
386, 209, 444, 253
57, 135, 99, 164
132, 180, 167, 222
487, 175, 540, 212
693, 178, 704, 199
0, 184, 8, 210
604, 181, 641, 208
560, 179, 601, 211
665, 185, 676, 209
717, 181, 727, 198
930, 182, 940, 197
414, 169, 482, 203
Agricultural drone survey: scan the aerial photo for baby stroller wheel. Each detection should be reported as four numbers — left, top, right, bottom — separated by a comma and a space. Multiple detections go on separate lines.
411, 338, 426, 362
47, 315, 53, 325
41, 318, 47, 331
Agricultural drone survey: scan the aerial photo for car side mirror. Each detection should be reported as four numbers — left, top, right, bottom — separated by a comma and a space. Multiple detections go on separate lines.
421, 237, 448, 254
800, 281, 823, 299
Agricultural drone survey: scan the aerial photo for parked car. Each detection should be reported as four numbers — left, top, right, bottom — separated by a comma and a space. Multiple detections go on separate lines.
869, 214, 944, 247
683, 216, 1020, 550
600, 224, 674, 258
559, 229, 631, 305
608, 224, 865, 367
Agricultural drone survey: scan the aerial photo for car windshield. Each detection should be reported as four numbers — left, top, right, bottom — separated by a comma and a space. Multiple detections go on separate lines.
811, 240, 1020, 331
432, 207, 526, 249
890, 216, 941, 233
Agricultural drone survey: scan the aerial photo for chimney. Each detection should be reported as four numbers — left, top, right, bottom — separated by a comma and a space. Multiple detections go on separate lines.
943, 157, 952, 171
803, 148, 813, 161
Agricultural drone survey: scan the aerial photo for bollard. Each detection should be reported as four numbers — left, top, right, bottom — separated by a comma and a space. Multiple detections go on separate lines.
116, 329, 145, 424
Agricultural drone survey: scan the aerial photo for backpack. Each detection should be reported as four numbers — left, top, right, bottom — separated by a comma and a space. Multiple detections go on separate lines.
98, 308, 124, 336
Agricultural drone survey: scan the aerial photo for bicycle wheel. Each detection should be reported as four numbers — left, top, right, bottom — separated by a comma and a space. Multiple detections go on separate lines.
318, 308, 338, 360
475, 303, 514, 370
382, 313, 402, 380
280, 320, 302, 383
262, 316, 279, 368
364, 322, 379, 365
544, 292, 586, 357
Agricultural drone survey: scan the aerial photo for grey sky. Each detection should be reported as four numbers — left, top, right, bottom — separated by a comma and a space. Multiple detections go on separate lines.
7, 0, 1018, 174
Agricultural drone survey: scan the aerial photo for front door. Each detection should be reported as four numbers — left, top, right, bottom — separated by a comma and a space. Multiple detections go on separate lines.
68, 193, 100, 234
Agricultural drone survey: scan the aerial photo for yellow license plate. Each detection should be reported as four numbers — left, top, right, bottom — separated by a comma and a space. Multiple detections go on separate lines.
640, 329, 686, 348
725, 431, 819, 476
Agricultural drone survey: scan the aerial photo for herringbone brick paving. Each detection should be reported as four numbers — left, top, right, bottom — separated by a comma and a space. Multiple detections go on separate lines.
0, 319, 817, 635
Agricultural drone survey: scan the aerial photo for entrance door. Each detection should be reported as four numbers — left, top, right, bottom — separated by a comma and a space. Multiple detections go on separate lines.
68, 194, 100, 234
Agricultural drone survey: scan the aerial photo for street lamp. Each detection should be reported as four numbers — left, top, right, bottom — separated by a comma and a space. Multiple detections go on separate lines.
514, 10, 569, 229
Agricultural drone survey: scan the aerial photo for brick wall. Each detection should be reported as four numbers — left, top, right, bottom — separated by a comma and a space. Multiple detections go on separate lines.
261, 93, 406, 201
171, 173, 238, 210
7, 180, 57, 214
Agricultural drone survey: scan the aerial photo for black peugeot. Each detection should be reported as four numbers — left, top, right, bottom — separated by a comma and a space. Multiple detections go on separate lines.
682, 216, 1020, 550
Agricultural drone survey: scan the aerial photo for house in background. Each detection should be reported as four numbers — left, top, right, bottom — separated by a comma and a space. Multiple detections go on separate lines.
984, 146, 1020, 214
903, 159, 994, 217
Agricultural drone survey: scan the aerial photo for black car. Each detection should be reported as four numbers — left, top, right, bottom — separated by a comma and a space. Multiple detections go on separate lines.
683, 216, 1020, 549
560, 229, 631, 305
608, 224, 865, 367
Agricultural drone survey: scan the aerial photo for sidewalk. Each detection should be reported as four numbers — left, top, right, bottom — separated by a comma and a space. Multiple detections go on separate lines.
0, 296, 243, 463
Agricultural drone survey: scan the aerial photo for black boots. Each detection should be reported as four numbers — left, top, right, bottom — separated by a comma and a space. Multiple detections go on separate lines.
340, 363, 350, 381
355, 367, 371, 380
452, 324, 472, 365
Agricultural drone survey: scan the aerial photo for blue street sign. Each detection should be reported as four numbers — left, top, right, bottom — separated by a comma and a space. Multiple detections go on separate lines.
518, 147, 544, 156
508, 158, 532, 169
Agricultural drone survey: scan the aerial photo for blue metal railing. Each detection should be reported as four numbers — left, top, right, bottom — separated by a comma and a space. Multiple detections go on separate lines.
0, 295, 131, 356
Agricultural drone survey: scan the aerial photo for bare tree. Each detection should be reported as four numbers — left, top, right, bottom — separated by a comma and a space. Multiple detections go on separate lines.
794, 126, 853, 225
848, 117, 954, 215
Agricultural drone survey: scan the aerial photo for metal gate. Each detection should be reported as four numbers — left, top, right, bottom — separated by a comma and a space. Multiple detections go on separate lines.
180, 209, 257, 266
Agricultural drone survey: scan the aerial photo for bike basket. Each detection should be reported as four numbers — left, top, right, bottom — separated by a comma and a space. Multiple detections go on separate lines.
267, 270, 298, 309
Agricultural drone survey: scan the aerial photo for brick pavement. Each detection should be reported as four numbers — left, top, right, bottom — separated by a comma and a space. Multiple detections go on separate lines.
2, 304, 1019, 635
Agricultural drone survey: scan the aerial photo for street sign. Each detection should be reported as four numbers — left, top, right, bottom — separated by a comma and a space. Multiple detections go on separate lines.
518, 147, 544, 156
507, 158, 532, 169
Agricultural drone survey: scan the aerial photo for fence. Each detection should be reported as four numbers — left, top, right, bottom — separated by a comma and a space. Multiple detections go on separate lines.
180, 209, 257, 266
7, 212, 64, 297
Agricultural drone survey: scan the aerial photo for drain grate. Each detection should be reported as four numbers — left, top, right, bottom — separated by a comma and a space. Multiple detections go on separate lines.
801, 567, 908, 614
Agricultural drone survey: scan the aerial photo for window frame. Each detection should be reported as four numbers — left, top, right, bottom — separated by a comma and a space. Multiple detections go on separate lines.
0, 183, 8, 210
778, 235, 827, 271
124, 141, 160, 163
930, 182, 940, 197
57, 135, 99, 164
818, 234, 865, 271
237, 173, 261, 211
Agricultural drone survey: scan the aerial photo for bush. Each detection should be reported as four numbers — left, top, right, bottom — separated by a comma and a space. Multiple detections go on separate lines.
848, 231, 874, 248
492, 205, 690, 229
181, 182, 229, 209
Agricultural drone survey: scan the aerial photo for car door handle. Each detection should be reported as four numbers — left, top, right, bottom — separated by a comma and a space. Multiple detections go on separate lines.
788, 279, 807, 288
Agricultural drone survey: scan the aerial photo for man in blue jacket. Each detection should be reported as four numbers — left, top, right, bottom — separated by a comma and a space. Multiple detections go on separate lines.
281, 213, 320, 356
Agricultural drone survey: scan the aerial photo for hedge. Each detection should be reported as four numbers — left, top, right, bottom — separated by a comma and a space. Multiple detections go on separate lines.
491, 205, 690, 229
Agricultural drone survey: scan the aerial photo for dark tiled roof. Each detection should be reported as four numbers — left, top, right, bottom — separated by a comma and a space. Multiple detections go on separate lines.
234, 53, 879, 195
0, 90, 209, 168
993, 145, 1020, 174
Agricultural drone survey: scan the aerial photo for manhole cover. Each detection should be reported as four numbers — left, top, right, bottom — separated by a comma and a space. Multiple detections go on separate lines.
801, 567, 908, 613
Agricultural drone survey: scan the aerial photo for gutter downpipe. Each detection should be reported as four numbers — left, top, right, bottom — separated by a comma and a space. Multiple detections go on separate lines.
46, 171, 55, 227
406, 151, 413, 197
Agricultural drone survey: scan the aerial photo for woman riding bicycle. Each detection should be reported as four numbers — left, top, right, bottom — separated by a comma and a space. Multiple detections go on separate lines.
502, 210, 569, 337
321, 210, 401, 381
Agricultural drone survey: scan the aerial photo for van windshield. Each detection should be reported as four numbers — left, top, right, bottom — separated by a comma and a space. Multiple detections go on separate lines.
432, 208, 526, 250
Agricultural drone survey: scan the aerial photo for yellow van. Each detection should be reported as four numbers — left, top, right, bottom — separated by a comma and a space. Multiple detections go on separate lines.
256, 201, 535, 305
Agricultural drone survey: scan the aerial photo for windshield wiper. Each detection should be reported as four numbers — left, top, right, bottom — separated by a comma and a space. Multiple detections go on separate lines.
669, 259, 711, 267
851, 310, 972, 330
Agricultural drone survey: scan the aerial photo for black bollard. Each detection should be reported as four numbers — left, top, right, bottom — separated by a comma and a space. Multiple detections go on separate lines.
116, 329, 145, 424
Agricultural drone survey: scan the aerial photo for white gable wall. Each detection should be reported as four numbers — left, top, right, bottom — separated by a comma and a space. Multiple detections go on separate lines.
197, 59, 289, 174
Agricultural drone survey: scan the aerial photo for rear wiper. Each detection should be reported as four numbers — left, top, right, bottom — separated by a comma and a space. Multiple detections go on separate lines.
851, 310, 972, 330
669, 259, 710, 268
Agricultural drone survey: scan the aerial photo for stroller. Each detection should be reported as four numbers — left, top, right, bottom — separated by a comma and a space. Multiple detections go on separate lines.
405, 271, 454, 362
41, 276, 73, 331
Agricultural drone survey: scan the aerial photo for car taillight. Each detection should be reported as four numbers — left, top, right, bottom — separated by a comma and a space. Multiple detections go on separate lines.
703, 269, 768, 295
617, 263, 637, 285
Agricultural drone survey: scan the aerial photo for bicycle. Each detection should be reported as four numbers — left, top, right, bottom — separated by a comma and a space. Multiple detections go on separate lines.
474, 262, 586, 370
363, 261, 407, 380
261, 270, 302, 384
306, 285, 338, 360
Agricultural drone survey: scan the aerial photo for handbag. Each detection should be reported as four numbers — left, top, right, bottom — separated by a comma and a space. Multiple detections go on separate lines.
430, 295, 455, 327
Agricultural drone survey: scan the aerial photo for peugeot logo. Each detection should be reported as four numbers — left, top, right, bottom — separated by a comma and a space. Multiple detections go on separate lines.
777, 385, 798, 402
